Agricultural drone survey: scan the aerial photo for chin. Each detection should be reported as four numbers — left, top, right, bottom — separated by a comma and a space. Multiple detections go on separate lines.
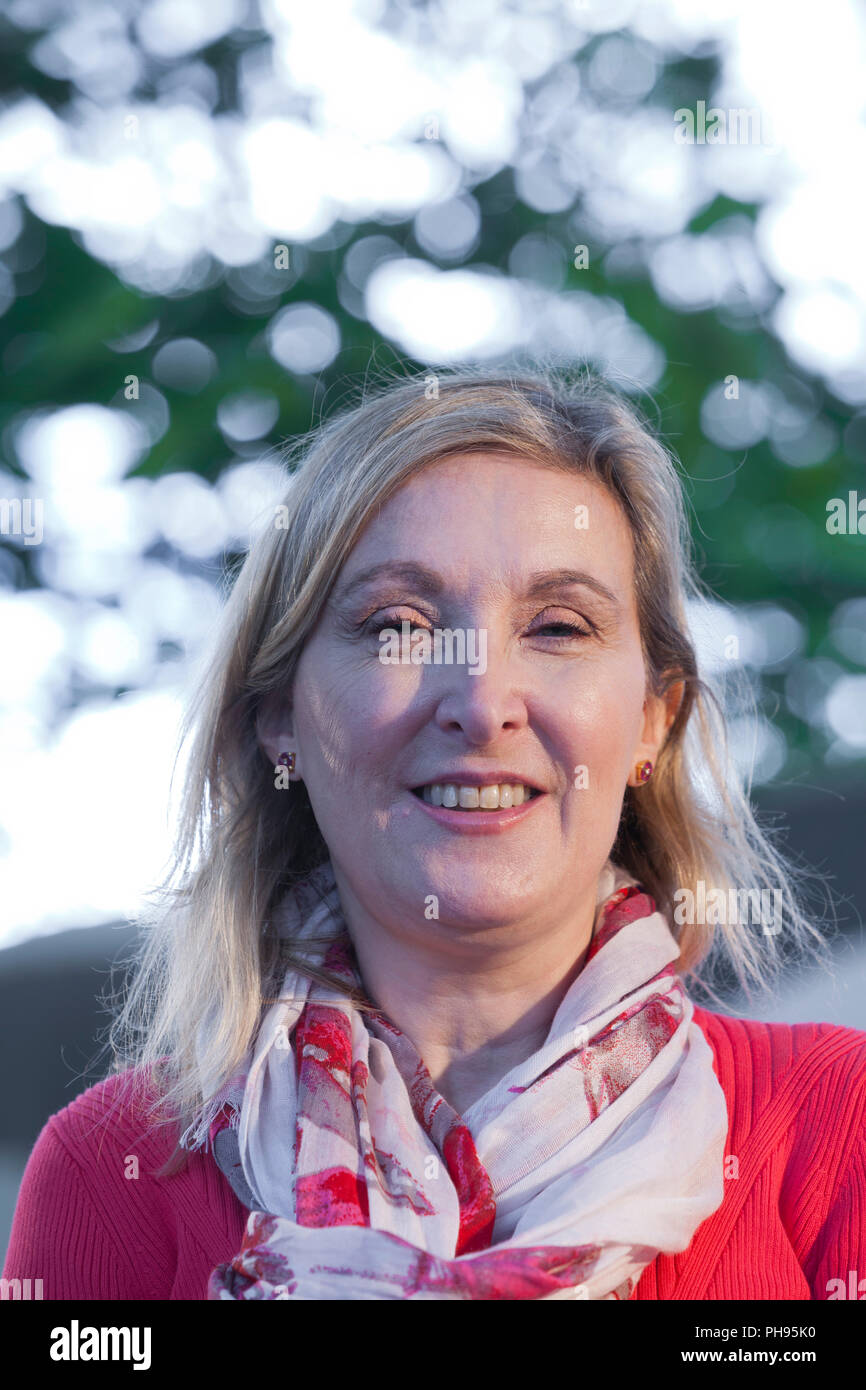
409, 876, 543, 928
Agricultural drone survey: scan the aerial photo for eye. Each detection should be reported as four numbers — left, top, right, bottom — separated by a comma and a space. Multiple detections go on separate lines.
529, 610, 594, 641
535, 622, 592, 639
361, 607, 433, 636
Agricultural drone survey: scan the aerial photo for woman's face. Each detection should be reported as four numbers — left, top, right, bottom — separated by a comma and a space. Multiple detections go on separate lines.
260, 452, 678, 943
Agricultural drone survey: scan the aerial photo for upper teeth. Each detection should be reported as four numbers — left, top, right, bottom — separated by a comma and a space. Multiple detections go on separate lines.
419, 783, 534, 809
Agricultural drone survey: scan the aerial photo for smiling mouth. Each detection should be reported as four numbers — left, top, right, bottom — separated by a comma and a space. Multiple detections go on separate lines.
411, 783, 542, 811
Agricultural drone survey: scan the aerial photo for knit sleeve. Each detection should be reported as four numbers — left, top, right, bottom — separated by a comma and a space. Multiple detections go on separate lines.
2, 1109, 176, 1300
796, 1028, 866, 1302
802, 1125, 866, 1301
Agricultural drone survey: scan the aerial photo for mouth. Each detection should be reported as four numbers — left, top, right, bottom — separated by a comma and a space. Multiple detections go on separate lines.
410, 782, 543, 812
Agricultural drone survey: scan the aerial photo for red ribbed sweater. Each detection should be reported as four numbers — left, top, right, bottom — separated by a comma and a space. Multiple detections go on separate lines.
4, 1007, 865, 1300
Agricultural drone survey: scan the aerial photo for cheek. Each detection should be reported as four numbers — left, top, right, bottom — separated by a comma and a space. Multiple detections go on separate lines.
293, 655, 413, 774
558, 659, 644, 777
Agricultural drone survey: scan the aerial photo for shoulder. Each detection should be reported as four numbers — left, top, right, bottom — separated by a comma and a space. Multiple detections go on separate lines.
15, 1065, 190, 1252
3, 1068, 179, 1298
43, 1065, 181, 1175
4, 1066, 246, 1298
36, 1064, 245, 1227
693, 1006, 866, 1073
692, 1006, 866, 1132
10, 1063, 205, 1262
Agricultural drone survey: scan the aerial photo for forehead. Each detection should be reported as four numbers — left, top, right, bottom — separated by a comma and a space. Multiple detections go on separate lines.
339, 451, 636, 596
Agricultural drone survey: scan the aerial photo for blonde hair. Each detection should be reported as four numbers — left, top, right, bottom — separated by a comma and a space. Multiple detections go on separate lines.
105, 365, 831, 1161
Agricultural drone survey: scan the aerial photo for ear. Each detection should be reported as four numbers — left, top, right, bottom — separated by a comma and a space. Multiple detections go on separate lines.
627, 678, 685, 787
256, 690, 297, 771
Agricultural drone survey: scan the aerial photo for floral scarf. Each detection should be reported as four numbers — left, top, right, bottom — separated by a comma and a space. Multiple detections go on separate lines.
180, 859, 728, 1300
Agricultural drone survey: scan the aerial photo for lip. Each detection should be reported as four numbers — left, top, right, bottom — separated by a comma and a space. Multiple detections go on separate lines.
410, 771, 545, 791
409, 788, 547, 835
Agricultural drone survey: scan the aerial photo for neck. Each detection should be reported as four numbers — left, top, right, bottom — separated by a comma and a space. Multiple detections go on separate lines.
330, 867, 603, 1115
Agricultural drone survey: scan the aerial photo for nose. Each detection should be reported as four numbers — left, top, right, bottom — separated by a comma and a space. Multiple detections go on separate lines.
432, 653, 530, 745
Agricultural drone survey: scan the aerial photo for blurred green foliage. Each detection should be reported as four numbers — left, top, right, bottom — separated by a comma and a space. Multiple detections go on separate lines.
1, 19, 864, 779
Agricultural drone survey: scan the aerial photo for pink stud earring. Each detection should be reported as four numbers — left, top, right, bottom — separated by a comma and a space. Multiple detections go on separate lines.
277, 752, 296, 774
635, 760, 653, 784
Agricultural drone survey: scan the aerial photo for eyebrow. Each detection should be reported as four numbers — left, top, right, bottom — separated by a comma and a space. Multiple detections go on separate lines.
331, 562, 621, 609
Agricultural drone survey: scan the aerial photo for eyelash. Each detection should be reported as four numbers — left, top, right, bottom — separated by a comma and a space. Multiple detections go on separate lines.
360, 610, 594, 641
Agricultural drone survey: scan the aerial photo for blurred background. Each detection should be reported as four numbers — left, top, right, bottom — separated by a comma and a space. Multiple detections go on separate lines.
1, 0, 865, 1259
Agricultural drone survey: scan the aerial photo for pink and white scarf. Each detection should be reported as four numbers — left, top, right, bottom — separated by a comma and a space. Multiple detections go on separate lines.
180, 859, 728, 1300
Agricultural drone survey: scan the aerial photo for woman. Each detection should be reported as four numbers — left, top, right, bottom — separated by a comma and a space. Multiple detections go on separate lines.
4, 369, 865, 1300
